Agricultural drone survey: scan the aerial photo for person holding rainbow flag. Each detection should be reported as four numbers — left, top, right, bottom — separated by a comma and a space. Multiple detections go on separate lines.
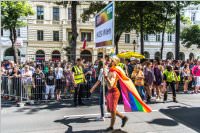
104, 55, 152, 131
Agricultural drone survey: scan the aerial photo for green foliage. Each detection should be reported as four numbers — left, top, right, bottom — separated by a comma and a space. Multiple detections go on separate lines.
1, 1, 34, 63
181, 25, 200, 48
1, 1, 34, 29
81, 2, 106, 22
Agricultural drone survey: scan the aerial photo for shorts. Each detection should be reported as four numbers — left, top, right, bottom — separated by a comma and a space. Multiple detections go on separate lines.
195, 77, 200, 87
106, 88, 120, 112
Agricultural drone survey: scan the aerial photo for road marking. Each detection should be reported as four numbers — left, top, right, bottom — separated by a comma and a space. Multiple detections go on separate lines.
64, 110, 158, 118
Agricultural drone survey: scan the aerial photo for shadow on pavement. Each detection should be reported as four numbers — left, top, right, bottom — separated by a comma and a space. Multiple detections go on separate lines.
148, 118, 178, 126
10, 98, 100, 114
160, 106, 200, 132
55, 117, 127, 133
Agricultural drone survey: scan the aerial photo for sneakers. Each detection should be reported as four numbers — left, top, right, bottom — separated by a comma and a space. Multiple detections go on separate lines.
96, 116, 105, 121
104, 127, 113, 132
173, 98, 178, 103
121, 116, 128, 127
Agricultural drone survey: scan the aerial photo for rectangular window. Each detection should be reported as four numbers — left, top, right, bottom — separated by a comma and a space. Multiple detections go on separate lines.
53, 7, 59, 21
1, 28, 3, 36
81, 32, 91, 41
68, 32, 72, 42
144, 34, 148, 41
156, 34, 160, 41
83, 8, 89, 21
17, 29, 20, 37
191, 12, 196, 22
125, 34, 130, 43
167, 33, 172, 42
53, 31, 59, 41
37, 30, 43, 41
68, 8, 72, 20
37, 6, 44, 20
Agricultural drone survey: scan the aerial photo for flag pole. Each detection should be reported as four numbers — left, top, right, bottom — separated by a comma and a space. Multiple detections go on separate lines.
103, 0, 115, 118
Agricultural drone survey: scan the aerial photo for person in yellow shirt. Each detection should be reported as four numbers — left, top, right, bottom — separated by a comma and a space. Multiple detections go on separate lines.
72, 58, 86, 107
163, 65, 177, 103
131, 64, 145, 100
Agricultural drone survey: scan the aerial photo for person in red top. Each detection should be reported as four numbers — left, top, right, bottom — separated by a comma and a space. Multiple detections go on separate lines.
192, 58, 200, 93
104, 56, 128, 131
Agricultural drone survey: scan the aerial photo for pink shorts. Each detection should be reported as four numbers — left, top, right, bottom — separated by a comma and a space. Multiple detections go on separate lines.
106, 88, 120, 112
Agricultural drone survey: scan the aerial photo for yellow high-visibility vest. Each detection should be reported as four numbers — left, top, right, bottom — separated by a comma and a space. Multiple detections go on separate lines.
73, 66, 84, 84
117, 63, 125, 70
163, 70, 176, 82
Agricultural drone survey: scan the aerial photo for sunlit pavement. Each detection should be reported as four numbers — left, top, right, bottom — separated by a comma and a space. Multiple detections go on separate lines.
1, 93, 200, 133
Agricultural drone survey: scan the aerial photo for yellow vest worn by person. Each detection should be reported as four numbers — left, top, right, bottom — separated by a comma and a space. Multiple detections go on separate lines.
73, 65, 84, 84
163, 70, 176, 82
117, 63, 125, 71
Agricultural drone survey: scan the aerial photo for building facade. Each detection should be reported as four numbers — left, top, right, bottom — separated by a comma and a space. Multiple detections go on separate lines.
1, 2, 199, 62
142, 4, 200, 60
26, 1, 137, 63
0, 27, 28, 62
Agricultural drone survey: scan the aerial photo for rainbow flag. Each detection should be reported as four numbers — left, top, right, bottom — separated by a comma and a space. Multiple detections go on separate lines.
110, 66, 152, 113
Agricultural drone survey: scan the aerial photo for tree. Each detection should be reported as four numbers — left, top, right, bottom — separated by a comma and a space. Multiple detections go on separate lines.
181, 25, 200, 48
126, 2, 166, 55
174, 1, 200, 60
82, 2, 166, 55
56, 1, 78, 63
153, 2, 176, 59
1, 1, 34, 64
82, 2, 135, 54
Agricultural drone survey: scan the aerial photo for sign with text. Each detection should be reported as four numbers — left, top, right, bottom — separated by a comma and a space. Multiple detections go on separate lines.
95, 2, 114, 48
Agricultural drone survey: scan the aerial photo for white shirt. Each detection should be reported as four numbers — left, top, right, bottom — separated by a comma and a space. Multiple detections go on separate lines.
22, 70, 33, 84
55, 67, 63, 79
98, 68, 109, 85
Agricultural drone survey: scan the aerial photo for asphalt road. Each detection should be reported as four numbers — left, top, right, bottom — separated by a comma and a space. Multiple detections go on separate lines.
1, 93, 200, 133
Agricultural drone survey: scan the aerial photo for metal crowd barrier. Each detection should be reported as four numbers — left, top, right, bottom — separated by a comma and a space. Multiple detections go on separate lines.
1, 75, 95, 104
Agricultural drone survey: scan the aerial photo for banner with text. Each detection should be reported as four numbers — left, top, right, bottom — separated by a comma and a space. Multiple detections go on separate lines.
95, 2, 114, 48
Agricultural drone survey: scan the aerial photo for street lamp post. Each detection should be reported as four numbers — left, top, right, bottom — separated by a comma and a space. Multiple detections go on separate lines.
133, 40, 136, 52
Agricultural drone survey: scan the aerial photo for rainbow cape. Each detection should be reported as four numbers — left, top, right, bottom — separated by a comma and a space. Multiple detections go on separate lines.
110, 66, 152, 113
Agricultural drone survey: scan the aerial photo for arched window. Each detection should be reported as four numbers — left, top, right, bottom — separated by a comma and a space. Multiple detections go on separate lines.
52, 50, 61, 62
155, 52, 161, 60
179, 52, 185, 61
144, 51, 150, 59
36, 50, 45, 62
4, 48, 20, 56
80, 50, 92, 63
189, 53, 194, 60
166, 52, 174, 59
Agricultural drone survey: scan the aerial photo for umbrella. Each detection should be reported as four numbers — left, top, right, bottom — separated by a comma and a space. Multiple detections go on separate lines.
117, 51, 145, 59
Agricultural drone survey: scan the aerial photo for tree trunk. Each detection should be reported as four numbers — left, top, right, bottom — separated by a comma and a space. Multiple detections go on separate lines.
161, 11, 168, 60
139, 10, 144, 55
71, 1, 78, 63
161, 30, 165, 60
175, 1, 180, 60
114, 33, 121, 54
9, 28, 18, 64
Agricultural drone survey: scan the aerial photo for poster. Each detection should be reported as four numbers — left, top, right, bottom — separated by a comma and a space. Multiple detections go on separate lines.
95, 2, 114, 48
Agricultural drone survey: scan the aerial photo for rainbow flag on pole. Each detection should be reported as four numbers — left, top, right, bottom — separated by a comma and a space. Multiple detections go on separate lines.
110, 66, 152, 113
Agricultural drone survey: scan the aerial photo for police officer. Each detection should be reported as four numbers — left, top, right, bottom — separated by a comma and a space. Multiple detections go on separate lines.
72, 58, 86, 107
163, 65, 178, 103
